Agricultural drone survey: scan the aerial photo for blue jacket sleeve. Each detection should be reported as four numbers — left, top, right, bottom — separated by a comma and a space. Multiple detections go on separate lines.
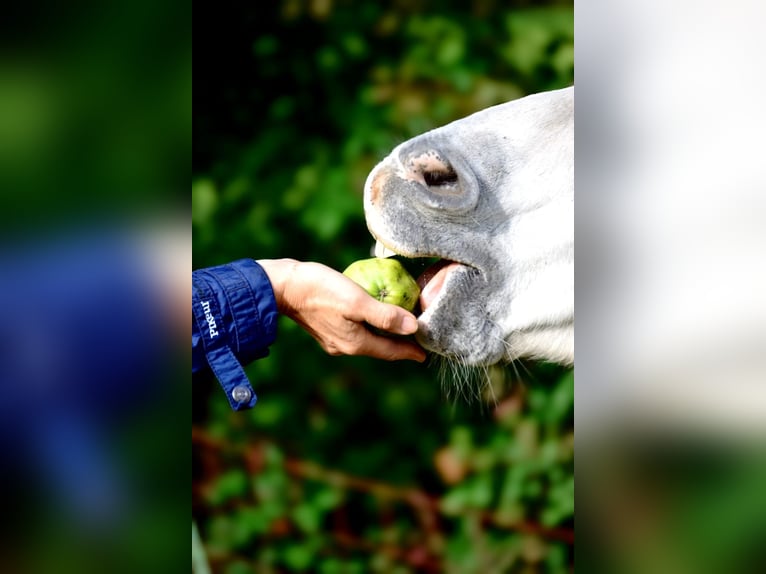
192, 259, 278, 410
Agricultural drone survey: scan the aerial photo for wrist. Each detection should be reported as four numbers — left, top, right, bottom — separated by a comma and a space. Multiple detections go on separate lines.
256, 258, 300, 315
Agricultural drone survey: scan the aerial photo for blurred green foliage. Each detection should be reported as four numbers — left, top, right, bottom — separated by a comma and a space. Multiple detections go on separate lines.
193, 1, 573, 572
0, 1, 189, 230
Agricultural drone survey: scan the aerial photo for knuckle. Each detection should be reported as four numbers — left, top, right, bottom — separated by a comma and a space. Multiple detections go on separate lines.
333, 340, 357, 356
377, 306, 399, 330
375, 341, 399, 362
323, 342, 342, 356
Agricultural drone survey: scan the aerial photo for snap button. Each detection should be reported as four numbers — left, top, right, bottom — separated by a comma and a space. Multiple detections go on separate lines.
231, 385, 252, 403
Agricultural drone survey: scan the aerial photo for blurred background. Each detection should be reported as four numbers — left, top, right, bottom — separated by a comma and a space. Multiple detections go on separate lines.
575, 1, 766, 573
0, 1, 189, 573
193, 1, 574, 573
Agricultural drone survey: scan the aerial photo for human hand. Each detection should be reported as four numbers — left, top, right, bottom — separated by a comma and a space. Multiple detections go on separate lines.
257, 259, 427, 362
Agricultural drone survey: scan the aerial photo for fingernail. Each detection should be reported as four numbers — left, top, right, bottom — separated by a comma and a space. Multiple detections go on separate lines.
401, 315, 419, 333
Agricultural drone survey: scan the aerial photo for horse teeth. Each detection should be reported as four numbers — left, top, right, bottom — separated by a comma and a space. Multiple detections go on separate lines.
374, 241, 397, 258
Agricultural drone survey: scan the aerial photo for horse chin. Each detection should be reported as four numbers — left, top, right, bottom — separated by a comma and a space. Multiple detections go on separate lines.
415, 265, 506, 366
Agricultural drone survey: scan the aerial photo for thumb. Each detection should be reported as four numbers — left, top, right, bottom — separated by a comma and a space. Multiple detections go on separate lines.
362, 300, 420, 335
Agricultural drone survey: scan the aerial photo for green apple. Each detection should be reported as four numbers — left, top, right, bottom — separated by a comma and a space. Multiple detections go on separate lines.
343, 257, 420, 312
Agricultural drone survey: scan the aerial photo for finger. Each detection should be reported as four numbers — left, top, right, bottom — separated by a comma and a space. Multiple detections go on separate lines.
355, 298, 420, 335
355, 331, 427, 363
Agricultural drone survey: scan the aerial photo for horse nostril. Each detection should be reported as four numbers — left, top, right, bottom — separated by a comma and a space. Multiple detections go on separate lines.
396, 147, 478, 212
405, 150, 459, 188
423, 166, 458, 187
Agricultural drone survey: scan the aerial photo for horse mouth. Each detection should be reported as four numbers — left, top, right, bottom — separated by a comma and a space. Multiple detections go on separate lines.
373, 239, 472, 315
416, 259, 464, 312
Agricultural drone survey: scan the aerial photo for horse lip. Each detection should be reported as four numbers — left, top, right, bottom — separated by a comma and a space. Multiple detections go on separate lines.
417, 260, 462, 313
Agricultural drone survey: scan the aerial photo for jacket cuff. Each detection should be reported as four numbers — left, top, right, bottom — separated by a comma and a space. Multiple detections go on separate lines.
192, 259, 278, 410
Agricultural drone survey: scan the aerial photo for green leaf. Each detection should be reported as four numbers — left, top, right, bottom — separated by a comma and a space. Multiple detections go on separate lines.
192, 179, 218, 225
282, 542, 316, 571
291, 503, 322, 534
208, 469, 248, 505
